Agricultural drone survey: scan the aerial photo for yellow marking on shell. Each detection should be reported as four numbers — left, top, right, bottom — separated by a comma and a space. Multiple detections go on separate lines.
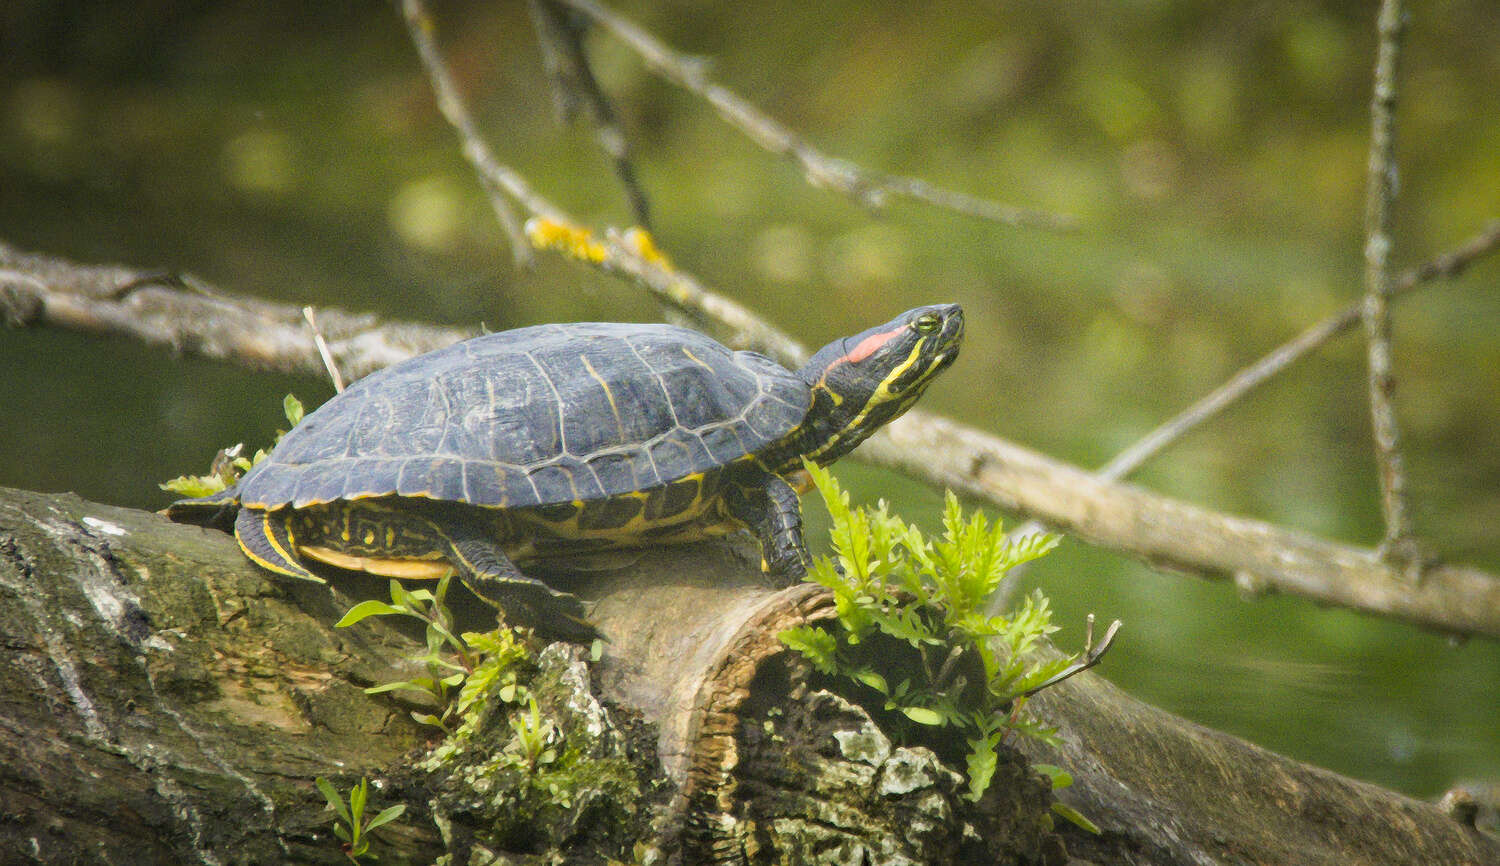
238, 537, 320, 581
518, 475, 716, 542
300, 545, 454, 580
680, 346, 716, 373
237, 512, 326, 583
580, 354, 625, 441
237, 534, 302, 580
362, 530, 375, 545
525, 216, 607, 263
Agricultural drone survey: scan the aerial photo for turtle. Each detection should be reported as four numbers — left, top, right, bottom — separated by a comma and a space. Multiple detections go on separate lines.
167, 304, 963, 639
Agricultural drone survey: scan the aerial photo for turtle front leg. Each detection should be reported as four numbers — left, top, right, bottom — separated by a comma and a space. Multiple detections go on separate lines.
436, 520, 599, 642
726, 472, 812, 585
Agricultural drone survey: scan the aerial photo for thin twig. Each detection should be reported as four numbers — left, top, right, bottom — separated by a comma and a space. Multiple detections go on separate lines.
551, 0, 1076, 232
401, 0, 536, 267
526, 0, 652, 227
302, 305, 346, 393
1018, 618, 1121, 698
1097, 219, 1500, 483
1362, 0, 1420, 577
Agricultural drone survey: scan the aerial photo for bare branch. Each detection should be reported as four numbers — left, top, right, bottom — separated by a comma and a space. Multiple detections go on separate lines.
8, 240, 1500, 641
526, 0, 652, 227
551, 0, 1076, 231
861, 412, 1500, 640
1362, 0, 1420, 575
0, 242, 474, 381
1098, 218, 1500, 482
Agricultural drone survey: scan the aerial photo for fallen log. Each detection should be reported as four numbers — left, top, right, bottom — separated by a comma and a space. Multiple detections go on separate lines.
0, 487, 1493, 864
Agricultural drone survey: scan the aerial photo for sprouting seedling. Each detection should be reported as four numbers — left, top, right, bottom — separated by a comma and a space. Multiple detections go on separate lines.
336, 575, 531, 731
314, 776, 406, 862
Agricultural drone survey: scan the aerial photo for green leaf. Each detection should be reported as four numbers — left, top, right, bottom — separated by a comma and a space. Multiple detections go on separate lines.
964, 736, 999, 801
365, 803, 407, 833
315, 777, 352, 824
1051, 801, 1101, 834
1032, 763, 1073, 790
852, 668, 889, 695
778, 625, 839, 675
348, 777, 367, 823
282, 393, 305, 428
336, 599, 404, 627
900, 706, 945, 726
363, 680, 424, 696
159, 474, 227, 498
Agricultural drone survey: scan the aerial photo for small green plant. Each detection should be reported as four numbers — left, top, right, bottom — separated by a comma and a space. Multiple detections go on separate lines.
336, 575, 532, 731
780, 461, 1091, 802
505, 695, 559, 773
160, 393, 305, 497
1033, 764, 1101, 834
314, 776, 406, 863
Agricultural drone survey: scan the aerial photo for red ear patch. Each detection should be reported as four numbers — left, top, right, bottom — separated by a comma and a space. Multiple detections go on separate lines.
845, 329, 899, 364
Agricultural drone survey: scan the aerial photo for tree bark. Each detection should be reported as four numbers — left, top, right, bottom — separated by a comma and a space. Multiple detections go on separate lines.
1, 487, 1494, 864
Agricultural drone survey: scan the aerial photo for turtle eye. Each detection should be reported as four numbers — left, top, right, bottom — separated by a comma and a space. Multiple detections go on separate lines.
913, 313, 941, 335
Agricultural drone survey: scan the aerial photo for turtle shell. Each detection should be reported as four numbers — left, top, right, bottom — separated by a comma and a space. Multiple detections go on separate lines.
237, 323, 812, 511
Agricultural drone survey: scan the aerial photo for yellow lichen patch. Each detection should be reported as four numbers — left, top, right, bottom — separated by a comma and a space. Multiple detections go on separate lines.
300, 545, 454, 580
525, 216, 607, 263
619, 226, 672, 269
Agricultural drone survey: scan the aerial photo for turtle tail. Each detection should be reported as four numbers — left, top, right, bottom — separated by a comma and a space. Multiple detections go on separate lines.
233, 507, 325, 584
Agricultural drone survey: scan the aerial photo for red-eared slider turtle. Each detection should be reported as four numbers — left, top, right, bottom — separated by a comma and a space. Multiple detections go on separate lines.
169, 304, 963, 639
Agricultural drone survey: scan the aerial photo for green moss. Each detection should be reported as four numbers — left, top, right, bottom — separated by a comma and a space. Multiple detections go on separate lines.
421, 645, 652, 861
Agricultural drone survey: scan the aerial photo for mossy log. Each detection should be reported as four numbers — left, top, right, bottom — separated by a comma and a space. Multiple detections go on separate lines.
1, 486, 1494, 865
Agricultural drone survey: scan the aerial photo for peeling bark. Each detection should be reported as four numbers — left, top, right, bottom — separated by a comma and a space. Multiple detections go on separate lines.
1, 487, 1495, 865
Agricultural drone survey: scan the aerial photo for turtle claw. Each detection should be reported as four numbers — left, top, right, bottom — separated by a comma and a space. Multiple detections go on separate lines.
460, 576, 602, 643
502, 596, 604, 644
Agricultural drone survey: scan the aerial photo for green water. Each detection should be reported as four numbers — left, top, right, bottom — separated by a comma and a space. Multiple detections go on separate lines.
3, 0, 1498, 799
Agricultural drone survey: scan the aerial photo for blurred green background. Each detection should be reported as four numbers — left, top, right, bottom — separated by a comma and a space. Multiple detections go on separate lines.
2, 0, 1497, 798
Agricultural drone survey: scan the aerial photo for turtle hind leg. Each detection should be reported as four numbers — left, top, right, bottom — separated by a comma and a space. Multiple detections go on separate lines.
234, 507, 325, 583
439, 523, 600, 643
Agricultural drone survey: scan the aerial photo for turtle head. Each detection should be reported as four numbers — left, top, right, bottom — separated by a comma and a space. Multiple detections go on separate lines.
791, 304, 964, 467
